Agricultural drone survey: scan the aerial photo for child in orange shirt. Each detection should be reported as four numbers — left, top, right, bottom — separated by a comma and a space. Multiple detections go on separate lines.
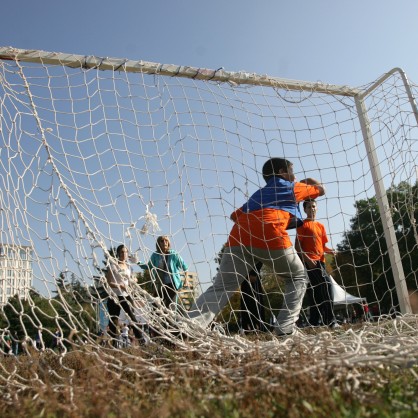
296, 200, 337, 327
189, 158, 326, 335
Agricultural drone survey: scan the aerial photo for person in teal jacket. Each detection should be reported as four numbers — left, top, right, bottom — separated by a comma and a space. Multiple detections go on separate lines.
137, 236, 188, 309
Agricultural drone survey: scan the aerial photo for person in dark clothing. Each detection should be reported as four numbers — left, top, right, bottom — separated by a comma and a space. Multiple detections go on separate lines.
240, 263, 266, 332
296, 200, 337, 327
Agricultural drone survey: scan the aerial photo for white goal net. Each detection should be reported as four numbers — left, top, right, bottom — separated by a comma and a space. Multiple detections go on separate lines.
0, 47, 417, 390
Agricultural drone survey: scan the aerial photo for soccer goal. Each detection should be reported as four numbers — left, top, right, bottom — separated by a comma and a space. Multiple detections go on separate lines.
0, 47, 417, 388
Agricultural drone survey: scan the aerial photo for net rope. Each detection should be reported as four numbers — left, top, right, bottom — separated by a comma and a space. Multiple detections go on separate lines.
0, 49, 417, 393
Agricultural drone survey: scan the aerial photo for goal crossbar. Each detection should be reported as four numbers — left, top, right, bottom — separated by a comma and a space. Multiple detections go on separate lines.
0, 46, 361, 97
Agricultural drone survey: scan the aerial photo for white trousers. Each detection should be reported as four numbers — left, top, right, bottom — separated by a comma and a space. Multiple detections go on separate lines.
188, 246, 308, 335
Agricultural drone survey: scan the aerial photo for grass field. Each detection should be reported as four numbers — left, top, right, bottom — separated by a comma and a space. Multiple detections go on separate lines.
1, 322, 417, 418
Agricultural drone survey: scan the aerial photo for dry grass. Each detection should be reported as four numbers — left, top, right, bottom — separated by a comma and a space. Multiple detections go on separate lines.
0, 337, 417, 418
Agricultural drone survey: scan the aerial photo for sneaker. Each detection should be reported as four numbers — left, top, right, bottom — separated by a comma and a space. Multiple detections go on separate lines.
210, 322, 226, 335
275, 327, 303, 338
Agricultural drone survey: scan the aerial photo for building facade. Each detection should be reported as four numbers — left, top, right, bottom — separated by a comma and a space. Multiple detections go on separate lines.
0, 244, 33, 306
178, 271, 200, 310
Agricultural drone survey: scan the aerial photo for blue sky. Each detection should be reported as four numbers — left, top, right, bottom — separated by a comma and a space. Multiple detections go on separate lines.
2, 1, 418, 87
1, 1, 418, 295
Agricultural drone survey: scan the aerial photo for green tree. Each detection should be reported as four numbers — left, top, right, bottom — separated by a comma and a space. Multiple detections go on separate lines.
136, 269, 155, 296
0, 289, 57, 348
0, 270, 99, 351
333, 181, 418, 314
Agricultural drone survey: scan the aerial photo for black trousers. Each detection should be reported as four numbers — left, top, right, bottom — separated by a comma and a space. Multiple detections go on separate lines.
240, 277, 266, 331
157, 281, 177, 308
107, 295, 143, 344
306, 261, 335, 326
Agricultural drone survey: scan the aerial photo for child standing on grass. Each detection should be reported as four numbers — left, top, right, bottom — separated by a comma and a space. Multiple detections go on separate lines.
296, 199, 337, 328
106, 244, 145, 346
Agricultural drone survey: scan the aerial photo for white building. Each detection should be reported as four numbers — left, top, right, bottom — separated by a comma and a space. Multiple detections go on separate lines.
0, 244, 33, 306
178, 271, 200, 310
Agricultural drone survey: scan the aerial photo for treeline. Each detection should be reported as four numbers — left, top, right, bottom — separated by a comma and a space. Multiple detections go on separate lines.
333, 181, 418, 313
0, 272, 96, 349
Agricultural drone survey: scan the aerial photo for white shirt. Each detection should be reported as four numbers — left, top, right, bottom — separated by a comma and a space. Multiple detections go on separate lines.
108, 262, 131, 297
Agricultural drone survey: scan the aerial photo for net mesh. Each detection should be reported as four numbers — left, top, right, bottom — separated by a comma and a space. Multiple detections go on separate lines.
0, 48, 417, 392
